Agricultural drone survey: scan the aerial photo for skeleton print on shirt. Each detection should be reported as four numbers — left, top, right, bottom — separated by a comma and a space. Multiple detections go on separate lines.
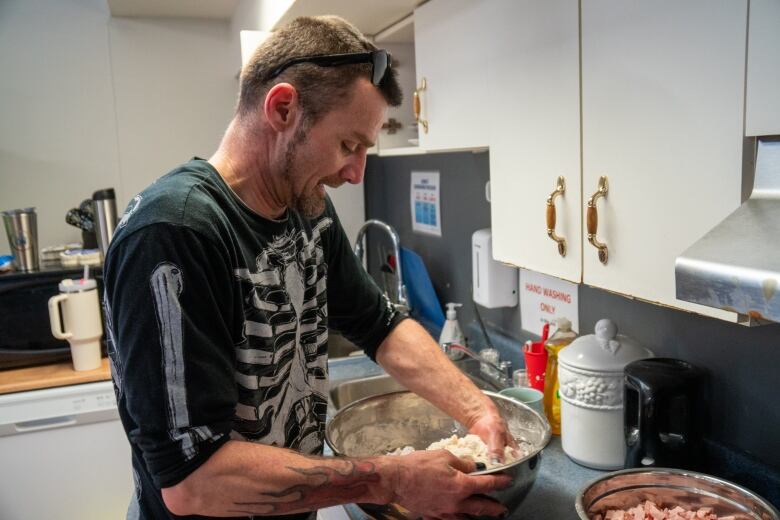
150, 262, 225, 461
232, 218, 332, 455
103, 161, 403, 520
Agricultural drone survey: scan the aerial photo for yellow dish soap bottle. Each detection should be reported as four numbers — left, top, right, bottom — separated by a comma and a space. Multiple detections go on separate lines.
543, 317, 577, 435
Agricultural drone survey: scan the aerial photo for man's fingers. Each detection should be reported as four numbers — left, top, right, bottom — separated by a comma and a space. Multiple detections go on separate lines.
458, 495, 508, 518
448, 454, 477, 474
464, 474, 513, 495
486, 429, 506, 463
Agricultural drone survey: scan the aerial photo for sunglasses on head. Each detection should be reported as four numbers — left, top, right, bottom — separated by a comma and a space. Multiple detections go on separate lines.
267, 49, 392, 86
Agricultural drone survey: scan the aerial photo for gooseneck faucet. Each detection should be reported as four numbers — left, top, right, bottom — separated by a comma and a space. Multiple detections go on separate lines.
354, 219, 409, 313
441, 342, 513, 388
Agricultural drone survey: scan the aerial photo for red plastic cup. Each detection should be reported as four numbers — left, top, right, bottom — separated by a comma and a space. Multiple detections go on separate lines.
524, 342, 548, 392
523, 323, 550, 392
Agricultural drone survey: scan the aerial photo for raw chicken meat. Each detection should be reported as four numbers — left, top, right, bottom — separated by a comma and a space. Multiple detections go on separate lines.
592, 500, 736, 520
388, 434, 531, 469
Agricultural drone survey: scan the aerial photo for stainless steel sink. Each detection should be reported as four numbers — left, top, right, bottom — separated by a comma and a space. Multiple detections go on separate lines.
327, 330, 362, 358
329, 374, 407, 410
328, 358, 506, 410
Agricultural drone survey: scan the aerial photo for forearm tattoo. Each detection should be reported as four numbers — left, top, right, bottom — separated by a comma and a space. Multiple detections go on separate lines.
228, 459, 381, 515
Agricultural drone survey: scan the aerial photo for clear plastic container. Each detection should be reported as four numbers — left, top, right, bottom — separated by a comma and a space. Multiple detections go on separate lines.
543, 318, 578, 435
479, 348, 500, 380
512, 368, 530, 388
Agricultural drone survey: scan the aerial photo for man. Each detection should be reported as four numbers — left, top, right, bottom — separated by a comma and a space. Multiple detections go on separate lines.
104, 15, 514, 520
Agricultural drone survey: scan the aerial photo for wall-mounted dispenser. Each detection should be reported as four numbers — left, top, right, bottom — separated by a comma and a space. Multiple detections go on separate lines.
472, 228, 518, 308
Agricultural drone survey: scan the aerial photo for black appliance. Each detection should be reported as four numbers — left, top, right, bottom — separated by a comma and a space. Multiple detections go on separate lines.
624, 357, 705, 471
0, 267, 104, 370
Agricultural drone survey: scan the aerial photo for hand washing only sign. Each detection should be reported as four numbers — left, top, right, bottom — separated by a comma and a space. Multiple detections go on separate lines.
520, 269, 579, 335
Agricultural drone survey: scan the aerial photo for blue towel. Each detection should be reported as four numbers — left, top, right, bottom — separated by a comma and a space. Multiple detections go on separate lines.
400, 247, 445, 339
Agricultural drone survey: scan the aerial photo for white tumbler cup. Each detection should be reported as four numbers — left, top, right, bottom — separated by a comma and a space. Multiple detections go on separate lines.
48, 278, 103, 371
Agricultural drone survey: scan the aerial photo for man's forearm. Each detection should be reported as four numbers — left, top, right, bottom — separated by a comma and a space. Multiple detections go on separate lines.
162, 440, 394, 517
375, 319, 494, 430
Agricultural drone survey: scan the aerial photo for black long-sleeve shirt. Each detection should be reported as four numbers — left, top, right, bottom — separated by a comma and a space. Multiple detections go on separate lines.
103, 159, 403, 520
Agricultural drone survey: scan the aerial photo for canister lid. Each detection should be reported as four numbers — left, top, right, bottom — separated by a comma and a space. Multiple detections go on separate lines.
1, 207, 35, 216
92, 188, 115, 201
59, 278, 97, 293
558, 318, 653, 372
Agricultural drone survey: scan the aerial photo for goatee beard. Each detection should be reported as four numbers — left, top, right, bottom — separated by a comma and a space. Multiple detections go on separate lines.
282, 128, 326, 219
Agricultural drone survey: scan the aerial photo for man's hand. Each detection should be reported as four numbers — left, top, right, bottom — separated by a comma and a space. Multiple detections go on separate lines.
467, 405, 518, 464
385, 450, 511, 519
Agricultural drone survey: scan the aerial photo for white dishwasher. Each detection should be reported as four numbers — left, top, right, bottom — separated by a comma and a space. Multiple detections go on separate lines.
0, 380, 133, 519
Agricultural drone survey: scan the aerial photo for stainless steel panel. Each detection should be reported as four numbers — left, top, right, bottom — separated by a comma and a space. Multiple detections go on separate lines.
676, 138, 780, 323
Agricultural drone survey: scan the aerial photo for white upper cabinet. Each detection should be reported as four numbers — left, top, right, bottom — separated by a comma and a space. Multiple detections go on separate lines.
488, 0, 582, 283
412, 0, 493, 151
746, 0, 780, 136
373, 16, 421, 155
580, 0, 746, 320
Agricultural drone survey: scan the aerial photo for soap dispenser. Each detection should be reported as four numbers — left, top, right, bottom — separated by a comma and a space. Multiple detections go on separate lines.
439, 303, 465, 349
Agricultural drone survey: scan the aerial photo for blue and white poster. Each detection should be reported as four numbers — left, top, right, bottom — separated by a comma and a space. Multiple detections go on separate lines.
411, 171, 441, 236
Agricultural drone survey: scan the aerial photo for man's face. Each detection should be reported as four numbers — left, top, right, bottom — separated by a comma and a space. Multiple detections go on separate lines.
281, 78, 387, 218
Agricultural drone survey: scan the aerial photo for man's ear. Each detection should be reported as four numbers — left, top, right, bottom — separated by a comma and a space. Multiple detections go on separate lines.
264, 83, 300, 132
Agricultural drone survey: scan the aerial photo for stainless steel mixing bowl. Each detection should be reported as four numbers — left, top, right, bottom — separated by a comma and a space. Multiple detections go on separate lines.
325, 390, 552, 518
576, 468, 780, 520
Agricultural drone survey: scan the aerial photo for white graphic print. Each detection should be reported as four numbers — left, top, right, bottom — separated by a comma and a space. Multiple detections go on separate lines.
233, 218, 332, 454
117, 194, 142, 230
103, 292, 124, 398
151, 262, 222, 460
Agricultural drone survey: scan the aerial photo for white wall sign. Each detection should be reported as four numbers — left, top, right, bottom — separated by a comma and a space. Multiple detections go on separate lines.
520, 269, 579, 335
411, 171, 441, 236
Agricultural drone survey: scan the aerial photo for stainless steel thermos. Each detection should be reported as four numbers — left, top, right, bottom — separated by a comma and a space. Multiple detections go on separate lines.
92, 188, 117, 258
2, 207, 40, 272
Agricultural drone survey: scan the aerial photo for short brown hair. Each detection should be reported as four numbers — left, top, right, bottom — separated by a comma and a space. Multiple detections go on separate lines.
238, 16, 402, 123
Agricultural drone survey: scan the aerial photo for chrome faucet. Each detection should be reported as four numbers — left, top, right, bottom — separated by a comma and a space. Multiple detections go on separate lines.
354, 219, 410, 313
441, 342, 512, 388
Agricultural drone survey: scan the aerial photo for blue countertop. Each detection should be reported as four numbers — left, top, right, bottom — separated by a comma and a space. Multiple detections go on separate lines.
513, 436, 603, 519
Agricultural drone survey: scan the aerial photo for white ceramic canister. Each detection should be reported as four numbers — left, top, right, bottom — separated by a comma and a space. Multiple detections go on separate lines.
558, 318, 653, 469
48, 278, 104, 371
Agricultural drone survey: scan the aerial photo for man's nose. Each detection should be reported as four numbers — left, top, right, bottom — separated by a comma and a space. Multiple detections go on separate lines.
340, 149, 367, 184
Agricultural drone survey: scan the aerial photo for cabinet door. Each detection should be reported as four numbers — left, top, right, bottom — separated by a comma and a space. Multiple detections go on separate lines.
581, 0, 746, 320
376, 42, 419, 152
746, 0, 780, 136
488, 0, 582, 283
413, 0, 492, 151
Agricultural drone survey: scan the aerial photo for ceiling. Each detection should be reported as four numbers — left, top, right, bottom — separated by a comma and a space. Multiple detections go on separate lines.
273, 0, 423, 36
107, 0, 239, 20
374, 14, 414, 44
106, 0, 423, 38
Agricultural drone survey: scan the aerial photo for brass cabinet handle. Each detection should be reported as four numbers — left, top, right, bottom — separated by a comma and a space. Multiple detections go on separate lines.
546, 176, 567, 257
587, 176, 609, 265
413, 78, 429, 134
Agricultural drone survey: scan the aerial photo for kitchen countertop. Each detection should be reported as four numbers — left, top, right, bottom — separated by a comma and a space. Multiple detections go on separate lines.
0, 357, 111, 394
512, 436, 603, 519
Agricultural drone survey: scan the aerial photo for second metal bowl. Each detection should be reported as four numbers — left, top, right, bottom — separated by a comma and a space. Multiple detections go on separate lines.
576, 467, 780, 520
